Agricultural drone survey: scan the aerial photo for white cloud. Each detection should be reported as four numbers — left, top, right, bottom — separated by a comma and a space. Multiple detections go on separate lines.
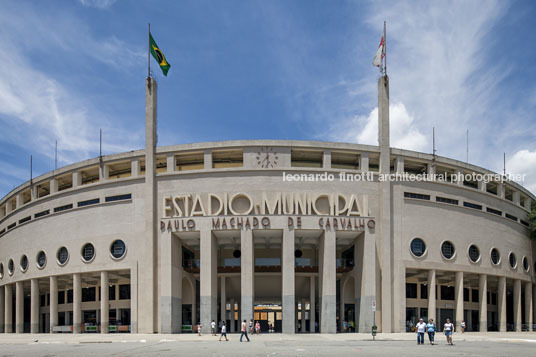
78, 0, 117, 9
331, 102, 428, 152
507, 150, 536, 194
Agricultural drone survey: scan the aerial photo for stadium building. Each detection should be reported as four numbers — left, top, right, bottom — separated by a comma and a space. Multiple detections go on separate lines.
0, 76, 534, 334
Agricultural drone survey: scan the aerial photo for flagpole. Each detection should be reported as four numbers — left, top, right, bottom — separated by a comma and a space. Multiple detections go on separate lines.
148, 23, 151, 78
384, 21, 387, 76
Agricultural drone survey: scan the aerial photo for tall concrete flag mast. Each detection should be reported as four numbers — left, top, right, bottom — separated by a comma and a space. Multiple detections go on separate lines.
376, 20, 392, 332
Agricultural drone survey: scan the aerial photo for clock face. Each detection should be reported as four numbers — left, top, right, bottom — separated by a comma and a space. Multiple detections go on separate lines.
256, 147, 278, 168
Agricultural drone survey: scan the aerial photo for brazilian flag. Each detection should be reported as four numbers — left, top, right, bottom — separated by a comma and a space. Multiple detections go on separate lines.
149, 33, 170, 76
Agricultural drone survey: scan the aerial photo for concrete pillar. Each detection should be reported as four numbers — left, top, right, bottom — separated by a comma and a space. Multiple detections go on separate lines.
356, 229, 377, 333
339, 277, 345, 332
200, 230, 217, 334
281, 228, 295, 333
230, 298, 235, 333
395, 156, 404, 174
513, 279, 522, 332
5, 284, 12, 333
15, 281, 23, 333
456, 169, 464, 186
498, 276, 506, 332
100, 271, 109, 334
360, 152, 369, 172
323, 150, 331, 169
166, 153, 175, 173
513, 191, 520, 205
455, 272, 464, 330
99, 164, 109, 181
220, 276, 226, 326
50, 179, 58, 195
160, 232, 183, 333
50, 276, 58, 332
204, 149, 212, 170
72, 171, 82, 188
30, 279, 39, 333
301, 298, 306, 333
131, 159, 140, 177
240, 229, 254, 327
427, 270, 436, 324
525, 281, 533, 331
16, 193, 23, 209
498, 182, 505, 199
479, 274, 487, 332
320, 230, 336, 333
73, 273, 81, 333
0, 286, 4, 333
130, 265, 138, 333
310, 276, 315, 333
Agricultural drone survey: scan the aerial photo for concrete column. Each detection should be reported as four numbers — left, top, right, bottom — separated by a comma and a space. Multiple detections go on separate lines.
357, 228, 377, 333
73, 273, 81, 333
513, 279, 522, 332
131, 159, 140, 177
5, 284, 12, 333
455, 272, 464, 330
281, 228, 295, 333
16, 193, 23, 208
498, 276, 506, 332
240, 229, 254, 327
220, 276, 226, 326
15, 281, 23, 333
395, 156, 404, 174
130, 265, 138, 333
50, 179, 58, 195
72, 171, 82, 188
310, 276, 315, 333
320, 230, 336, 333
30, 279, 39, 333
360, 152, 369, 172
0, 286, 4, 333
427, 270, 436, 324
301, 298, 306, 333
49, 276, 58, 332
513, 191, 520, 205
200, 230, 217, 334
99, 164, 109, 181
230, 299, 235, 333
323, 150, 331, 169
479, 274, 487, 332
498, 182, 505, 199
456, 169, 464, 186
160, 232, 183, 333
100, 271, 109, 334
166, 153, 175, 173
525, 281, 533, 331
339, 277, 345, 332
204, 150, 212, 170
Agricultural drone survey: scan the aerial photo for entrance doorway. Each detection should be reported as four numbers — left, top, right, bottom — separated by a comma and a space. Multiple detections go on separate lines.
254, 304, 282, 333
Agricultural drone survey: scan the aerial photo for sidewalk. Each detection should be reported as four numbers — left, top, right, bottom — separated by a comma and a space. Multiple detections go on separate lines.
0, 332, 535, 345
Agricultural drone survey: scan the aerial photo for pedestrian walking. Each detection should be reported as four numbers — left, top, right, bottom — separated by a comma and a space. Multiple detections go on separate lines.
197, 322, 202, 336
240, 320, 250, 342
219, 321, 229, 341
249, 319, 254, 334
255, 321, 261, 335
426, 319, 436, 345
444, 318, 454, 345
461, 320, 466, 333
415, 318, 426, 345
211, 320, 216, 336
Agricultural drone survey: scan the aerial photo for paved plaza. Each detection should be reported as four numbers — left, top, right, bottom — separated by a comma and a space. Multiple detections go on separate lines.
1, 332, 535, 356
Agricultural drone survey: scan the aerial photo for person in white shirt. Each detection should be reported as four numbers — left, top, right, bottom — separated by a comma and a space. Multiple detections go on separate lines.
219, 321, 228, 341
415, 318, 427, 345
211, 320, 216, 336
444, 318, 454, 345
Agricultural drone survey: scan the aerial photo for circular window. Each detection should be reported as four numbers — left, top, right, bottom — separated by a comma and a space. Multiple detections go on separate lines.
509, 252, 517, 269
0, 263, 3, 279
410, 238, 426, 257
36, 251, 47, 269
81, 243, 95, 262
491, 248, 500, 265
468, 245, 480, 263
110, 240, 126, 259
20, 255, 28, 272
441, 241, 455, 260
8, 259, 14, 275
294, 249, 303, 258
233, 249, 241, 258
523, 256, 529, 272
57, 247, 69, 266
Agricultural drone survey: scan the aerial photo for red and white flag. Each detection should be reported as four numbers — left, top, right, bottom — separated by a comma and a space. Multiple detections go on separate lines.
372, 30, 385, 68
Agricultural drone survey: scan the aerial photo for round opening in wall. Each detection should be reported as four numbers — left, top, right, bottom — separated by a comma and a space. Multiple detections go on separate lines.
110, 240, 126, 259
509, 252, 517, 269
37, 251, 47, 268
294, 249, 303, 258
233, 249, 241, 258
57, 247, 69, 265
410, 238, 426, 257
20, 255, 28, 272
468, 245, 480, 263
441, 241, 455, 260
490, 248, 500, 265
81, 243, 95, 262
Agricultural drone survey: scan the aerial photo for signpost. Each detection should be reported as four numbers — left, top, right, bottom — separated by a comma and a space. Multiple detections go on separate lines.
371, 300, 377, 340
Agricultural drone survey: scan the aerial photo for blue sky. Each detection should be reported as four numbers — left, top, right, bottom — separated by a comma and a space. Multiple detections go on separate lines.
1, 0, 536, 197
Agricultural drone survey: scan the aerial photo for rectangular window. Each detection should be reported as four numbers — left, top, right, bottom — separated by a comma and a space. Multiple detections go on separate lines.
212, 149, 244, 168
420, 284, 428, 299
110, 285, 116, 300
40, 294, 46, 307
78, 198, 100, 207
119, 284, 131, 300
7, 222, 16, 230
492, 293, 497, 305
176, 152, 204, 171
486, 207, 502, 216
404, 192, 430, 200
34, 209, 50, 218
463, 288, 470, 302
105, 194, 132, 202
520, 220, 529, 227
436, 196, 459, 205
18, 216, 31, 224
0, 228, 5, 235
487, 291, 490, 304
463, 202, 482, 210
67, 289, 73, 304
54, 204, 73, 213
331, 151, 360, 170
472, 289, 479, 303
440, 286, 455, 300
505, 213, 518, 222
406, 283, 417, 299
58, 291, 65, 304
291, 149, 323, 168
82, 287, 96, 302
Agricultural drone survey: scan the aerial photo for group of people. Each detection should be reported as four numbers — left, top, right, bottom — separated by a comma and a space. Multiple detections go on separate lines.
414, 318, 455, 345
196, 319, 262, 342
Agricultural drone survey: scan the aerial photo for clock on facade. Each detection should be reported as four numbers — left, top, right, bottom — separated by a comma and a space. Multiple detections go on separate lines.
256, 147, 278, 168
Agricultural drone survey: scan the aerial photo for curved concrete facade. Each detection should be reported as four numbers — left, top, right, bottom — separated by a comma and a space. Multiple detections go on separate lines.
0, 77, 534, 334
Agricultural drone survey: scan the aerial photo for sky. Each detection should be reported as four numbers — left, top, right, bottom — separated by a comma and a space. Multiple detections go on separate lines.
0, 0, 536, 197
